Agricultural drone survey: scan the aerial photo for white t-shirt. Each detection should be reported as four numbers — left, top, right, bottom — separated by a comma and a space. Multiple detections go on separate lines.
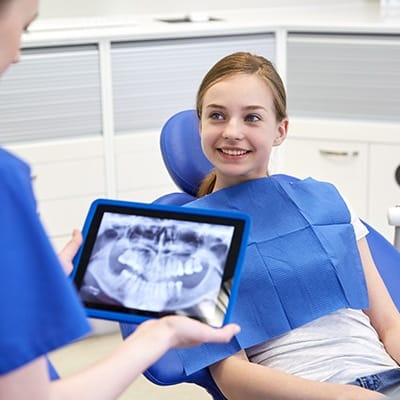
246, 204, 398, 384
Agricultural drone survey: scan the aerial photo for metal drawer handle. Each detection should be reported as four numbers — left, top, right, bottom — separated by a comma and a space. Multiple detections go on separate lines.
319, 150, 359, 157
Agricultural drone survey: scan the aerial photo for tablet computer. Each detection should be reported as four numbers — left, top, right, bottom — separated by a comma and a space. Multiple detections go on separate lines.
72, 198, 249, 327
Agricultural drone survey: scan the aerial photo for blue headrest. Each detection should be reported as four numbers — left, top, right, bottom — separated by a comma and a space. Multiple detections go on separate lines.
160, 109, 213, 197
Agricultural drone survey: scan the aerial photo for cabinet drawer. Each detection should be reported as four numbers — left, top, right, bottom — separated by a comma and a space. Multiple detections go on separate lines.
282, 137, 368, 219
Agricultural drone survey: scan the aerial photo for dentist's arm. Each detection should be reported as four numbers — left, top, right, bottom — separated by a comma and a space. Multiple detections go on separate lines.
0, 317, 240, 400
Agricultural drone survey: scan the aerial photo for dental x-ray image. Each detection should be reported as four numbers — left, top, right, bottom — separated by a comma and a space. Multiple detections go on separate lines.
79, 212, 235, 321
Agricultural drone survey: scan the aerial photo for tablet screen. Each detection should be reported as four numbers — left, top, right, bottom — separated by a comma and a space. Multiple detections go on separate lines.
72, 199, 249, 327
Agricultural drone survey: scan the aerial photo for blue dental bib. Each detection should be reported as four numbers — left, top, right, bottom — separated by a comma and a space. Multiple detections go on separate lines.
177, 175, 369, 375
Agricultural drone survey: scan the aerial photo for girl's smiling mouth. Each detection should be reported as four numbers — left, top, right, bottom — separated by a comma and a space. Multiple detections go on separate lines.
218, 147, 250, 156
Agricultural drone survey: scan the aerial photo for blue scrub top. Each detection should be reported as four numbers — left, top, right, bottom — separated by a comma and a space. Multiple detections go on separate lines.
0, 148, 91, 374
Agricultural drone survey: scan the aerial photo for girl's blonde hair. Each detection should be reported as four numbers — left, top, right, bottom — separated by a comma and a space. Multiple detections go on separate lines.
196, 52, 287, 197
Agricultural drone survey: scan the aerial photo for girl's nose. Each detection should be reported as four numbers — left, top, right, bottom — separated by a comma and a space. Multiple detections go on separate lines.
222, 119, 243, 140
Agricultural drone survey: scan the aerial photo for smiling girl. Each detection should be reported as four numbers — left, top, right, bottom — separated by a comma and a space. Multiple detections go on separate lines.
177, 52, 400, 400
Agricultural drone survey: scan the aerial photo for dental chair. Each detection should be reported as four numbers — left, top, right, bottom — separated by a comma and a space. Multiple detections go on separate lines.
119, 109, 400, 400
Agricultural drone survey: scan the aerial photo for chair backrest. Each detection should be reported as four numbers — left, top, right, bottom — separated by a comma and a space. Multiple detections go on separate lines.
159, 109, 213, 197
120, 109, 400, 400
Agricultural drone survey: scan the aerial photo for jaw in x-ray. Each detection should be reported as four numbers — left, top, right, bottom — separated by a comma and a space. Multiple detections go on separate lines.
80, 212, 233, 316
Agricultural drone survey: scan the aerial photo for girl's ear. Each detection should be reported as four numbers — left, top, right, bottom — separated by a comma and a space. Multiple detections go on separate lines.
273, 118, 288, 146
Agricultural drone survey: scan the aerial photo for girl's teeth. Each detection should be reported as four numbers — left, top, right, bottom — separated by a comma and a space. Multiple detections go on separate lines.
222, 149, 246, 156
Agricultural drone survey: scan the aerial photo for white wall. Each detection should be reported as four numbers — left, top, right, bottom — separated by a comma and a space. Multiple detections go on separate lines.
38, 0, 374, 18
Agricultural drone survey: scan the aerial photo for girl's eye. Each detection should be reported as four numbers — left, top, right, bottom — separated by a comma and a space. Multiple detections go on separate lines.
245, 114, 261, 123
209, 112, 224, 120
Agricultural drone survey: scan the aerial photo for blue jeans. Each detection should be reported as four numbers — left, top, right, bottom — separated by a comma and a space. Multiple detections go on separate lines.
349, 368, 400, 398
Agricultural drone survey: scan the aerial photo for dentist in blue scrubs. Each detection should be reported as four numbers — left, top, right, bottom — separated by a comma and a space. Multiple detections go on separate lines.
0, 1, 240, 398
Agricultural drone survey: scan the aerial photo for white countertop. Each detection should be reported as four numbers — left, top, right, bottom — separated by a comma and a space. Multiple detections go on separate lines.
24, 3, 400, 47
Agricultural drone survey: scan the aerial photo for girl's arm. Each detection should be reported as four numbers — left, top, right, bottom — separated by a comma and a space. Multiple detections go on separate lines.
0, 316, 239, 400
210, 350, 386, 400
358, 237, 400, 365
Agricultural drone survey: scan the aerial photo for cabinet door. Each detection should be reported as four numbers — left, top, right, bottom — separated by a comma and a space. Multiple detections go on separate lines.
7, 138, 106, 250
282, 137, 368, 219
114, 131, 176, 202
0, 45, 102, 144
111, 33, 275, 134
287, 33, 400, 122
368, 143, 400, 241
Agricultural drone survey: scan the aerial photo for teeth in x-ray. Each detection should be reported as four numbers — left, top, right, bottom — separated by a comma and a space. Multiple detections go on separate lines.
175, 280, 183, 298
118, 249, 149, 274
85, 222, 228, 313
118, 248, 205, 280
121, 271, 184, 311
177, 261, 185, 276
167, 280, 176, 298
186, 257, 203, 274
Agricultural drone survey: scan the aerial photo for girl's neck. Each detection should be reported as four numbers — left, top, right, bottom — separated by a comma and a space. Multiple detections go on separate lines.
212, 173, 269, 193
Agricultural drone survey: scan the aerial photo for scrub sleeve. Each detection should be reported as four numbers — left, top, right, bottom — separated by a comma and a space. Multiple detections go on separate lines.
0, 148, 91, 375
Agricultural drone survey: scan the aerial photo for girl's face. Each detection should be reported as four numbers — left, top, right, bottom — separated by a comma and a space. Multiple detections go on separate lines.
0, 0, 39, 76
200, 73, 288, 191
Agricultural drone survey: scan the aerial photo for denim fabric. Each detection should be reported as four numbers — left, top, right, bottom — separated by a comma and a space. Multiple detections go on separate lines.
349, 368, 400, 398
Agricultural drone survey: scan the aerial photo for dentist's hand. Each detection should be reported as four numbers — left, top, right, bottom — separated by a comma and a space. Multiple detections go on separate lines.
58, 229, 82, 275
134, 315, 240, 349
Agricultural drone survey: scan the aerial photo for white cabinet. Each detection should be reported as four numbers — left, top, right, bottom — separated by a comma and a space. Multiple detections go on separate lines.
1, 27, 399, 244
114, 131, 176, 202
0, 44, 105, 249
283, 137, 400, 242
281, 119, 400, 241
0, 33, 277, 244
282, 137, 369, 219
6, 137, 106, 250
284, 32, 400, 240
